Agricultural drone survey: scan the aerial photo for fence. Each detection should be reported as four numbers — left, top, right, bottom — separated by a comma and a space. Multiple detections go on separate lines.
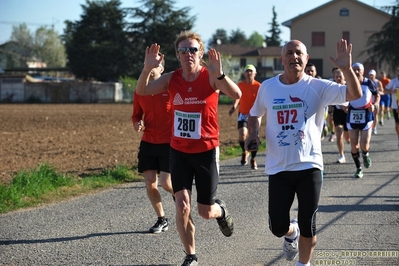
0, 76, 129, 103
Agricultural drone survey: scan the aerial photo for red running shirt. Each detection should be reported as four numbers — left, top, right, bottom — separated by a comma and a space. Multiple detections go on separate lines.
237, 80, 261, 114
132, 90, 172, 144
169, 67, 219, 153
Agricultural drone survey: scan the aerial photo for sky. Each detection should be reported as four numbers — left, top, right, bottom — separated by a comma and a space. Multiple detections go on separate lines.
0, 0, 394, 45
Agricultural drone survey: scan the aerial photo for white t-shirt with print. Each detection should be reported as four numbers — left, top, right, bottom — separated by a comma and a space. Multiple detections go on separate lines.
386, 78, 399, 109
250, 74, 347, 175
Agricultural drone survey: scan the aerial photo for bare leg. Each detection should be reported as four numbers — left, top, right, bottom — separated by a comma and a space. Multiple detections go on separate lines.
348, 129, 360, 154
298, 235, 317, 264
158, 171, 173, 195
144, 170, 164, 217
197, 202, 223, 220
359, 129, 372, 152
335, 125, 345, 156
175, 189, 195, 255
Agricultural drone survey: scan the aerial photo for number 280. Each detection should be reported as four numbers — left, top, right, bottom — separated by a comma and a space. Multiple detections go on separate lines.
277, 110, 298, 124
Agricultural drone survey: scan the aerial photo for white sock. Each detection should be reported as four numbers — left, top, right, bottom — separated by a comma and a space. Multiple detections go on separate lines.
296, 262, 310, 266
285, 222, 299, 240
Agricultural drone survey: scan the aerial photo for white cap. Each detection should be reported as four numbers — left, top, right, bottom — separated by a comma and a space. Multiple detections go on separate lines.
368, 69, 376, 76
352, 62, 364, 70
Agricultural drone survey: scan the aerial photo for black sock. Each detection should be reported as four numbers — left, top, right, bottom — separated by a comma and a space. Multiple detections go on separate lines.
187, 254, 197, 261
351, 152, 361, 169
239, 141, 245, 152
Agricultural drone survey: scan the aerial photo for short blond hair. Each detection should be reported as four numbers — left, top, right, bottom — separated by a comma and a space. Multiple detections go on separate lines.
174, 30, 205, 53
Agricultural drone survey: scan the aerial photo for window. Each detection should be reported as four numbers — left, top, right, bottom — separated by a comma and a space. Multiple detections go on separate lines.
340, 8, 349, 16
312, 32, 325, 46
274, 58, 283, 71
342, 31, 350, 43
240, 58, 246, 67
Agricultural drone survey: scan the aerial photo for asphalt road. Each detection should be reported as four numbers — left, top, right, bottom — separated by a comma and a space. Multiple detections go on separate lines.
1, 119, 398, 266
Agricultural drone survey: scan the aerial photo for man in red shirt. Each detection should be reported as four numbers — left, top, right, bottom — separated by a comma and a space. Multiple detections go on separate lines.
132, 55, 173, 234
136, 31, 242, 266
229, 64, 261, 169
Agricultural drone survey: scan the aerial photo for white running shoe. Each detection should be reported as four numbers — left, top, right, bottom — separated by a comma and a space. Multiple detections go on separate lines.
283, 219, 299, 261
336, 155, 346, 163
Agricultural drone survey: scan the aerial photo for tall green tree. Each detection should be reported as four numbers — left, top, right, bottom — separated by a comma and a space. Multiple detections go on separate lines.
229, 28, 247, 45
265, 6, 282, 47
247, 32, 265, 47
363, 1, 399, 72
34, 27, 67, 67
208, 29, 230, 48
63, 0, 134, 81
125, 0, 195, 75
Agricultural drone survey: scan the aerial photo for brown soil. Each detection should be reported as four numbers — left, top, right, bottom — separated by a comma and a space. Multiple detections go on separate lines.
0, 104, 264, 185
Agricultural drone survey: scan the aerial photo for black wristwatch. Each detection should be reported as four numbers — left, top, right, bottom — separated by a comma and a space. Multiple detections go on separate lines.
217, 72, 225, 80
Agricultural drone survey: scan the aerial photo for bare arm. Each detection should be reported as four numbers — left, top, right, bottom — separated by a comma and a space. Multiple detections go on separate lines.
203, 48, 242, 100
136, 44, 169, 96
228, 98, 240, 116
245, 115, 262, 151
329, 39, 362, 101
373, 93, 381, 108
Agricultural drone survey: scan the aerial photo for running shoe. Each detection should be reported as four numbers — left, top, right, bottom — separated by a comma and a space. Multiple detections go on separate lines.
329, 134, 336, 142
250, 159, 258, 170
149, 218, 168, 233
241, 151, 249, 166
379, 120, 384, 126
354, 168, 364, 178
373, 128, 377, 135
336, 155, 346, 164
181, 254, 198, 266
283, 219, 299, 261
215, 199, 234, 237
363, 154, 372, 168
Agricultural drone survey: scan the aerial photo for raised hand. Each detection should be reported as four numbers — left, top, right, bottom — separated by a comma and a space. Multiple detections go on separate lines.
329, 39, 352, 71
144, 43, 164, 70
202, 48, 223, 78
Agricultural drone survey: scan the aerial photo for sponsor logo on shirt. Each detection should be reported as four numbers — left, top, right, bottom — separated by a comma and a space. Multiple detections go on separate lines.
173, 93, 206, 105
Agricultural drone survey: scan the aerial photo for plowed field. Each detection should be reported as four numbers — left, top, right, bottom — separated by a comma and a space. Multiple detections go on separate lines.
0, 104, 264, 184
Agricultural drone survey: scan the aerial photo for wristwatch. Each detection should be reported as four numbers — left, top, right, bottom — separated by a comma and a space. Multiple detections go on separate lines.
217, 72, 225, 80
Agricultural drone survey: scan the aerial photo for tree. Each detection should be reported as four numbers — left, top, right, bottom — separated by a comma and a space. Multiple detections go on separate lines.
229, 28, 247, 45
125, 0, 195, 76
265, 6, 282, 47
0, 23, 66, 69
34, 27, 67, 67
363, 1, 399, 72
10, 24, 34, 67
208, 29, 230, 48
63, 0, 134, 81
247, 32, 265, 47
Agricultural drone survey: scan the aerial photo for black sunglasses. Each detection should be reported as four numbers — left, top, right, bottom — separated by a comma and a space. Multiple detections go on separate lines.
177, 47, 199, 54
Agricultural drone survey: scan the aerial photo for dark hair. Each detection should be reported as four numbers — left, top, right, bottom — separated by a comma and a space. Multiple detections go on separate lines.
331, 67, 338, 73
306, 63, 315, 68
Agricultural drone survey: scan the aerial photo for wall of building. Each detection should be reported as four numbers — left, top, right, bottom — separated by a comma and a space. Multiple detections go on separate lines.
290, 0, 391, 78
0, 78, 125, 103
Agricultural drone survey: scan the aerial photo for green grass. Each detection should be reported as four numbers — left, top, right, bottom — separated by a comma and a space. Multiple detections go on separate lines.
0, 143, 265, 214
218, 95, 234, 105
0, 164, 142, 213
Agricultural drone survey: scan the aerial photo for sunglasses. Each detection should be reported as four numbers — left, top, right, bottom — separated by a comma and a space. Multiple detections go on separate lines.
177, 47, 199, 54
